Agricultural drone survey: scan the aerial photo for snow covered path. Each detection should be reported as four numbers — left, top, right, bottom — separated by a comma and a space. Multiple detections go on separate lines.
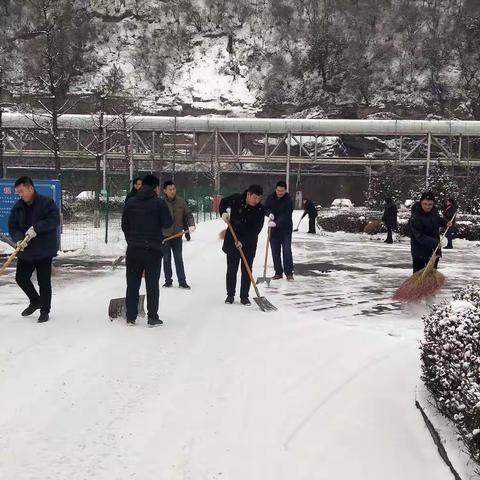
0, 219, 454, 479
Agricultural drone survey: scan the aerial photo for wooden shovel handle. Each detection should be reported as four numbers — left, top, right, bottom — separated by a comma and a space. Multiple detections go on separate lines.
162, 229, 191, 244
0, 235, 30, 274
262, 227, 271, 277
227, 221, 260, 295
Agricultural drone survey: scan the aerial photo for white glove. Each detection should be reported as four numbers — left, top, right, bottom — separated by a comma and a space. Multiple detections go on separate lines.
268, 220, 276, 228
26, 227, 37, 239
188, 225, 196, 233
221, 212, 230, 223
235, 240, 243, 249
268, 213, 275, 220
16, 241, 26, 251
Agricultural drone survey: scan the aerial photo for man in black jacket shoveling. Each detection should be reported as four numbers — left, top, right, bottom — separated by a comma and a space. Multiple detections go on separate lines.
264, 180, 294, 281
409, 191, 452, 273
8, 176, 60, 323
219, 185, 265, 305
301, 198, 318, 233
122, 175, 172, 326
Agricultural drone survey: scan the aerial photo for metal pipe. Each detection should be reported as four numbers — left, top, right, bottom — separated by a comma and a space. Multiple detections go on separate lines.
6, 113, 480, 136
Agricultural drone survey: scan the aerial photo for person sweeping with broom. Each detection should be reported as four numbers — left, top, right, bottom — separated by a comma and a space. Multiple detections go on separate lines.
393, 191, 453, 301
409, 192, 452, 273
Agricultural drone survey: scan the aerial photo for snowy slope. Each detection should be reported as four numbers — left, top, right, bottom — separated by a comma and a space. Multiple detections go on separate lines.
0, 219, 454, 479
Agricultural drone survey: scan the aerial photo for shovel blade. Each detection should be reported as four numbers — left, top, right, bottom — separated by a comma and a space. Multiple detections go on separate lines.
112, 255, 125, 270
254, 296, 277, 312
256, 276, 272, 287
109, 294, 145, 320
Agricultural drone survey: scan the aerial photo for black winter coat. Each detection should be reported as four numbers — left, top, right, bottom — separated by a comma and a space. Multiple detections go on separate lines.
302, 199, 317, 218
9, 193, 60, 260
382, 202, 398, 229
264, 192, 293, 236
409, 202, 447, 259
122, 185, 173, 251
219, 191, 265, 254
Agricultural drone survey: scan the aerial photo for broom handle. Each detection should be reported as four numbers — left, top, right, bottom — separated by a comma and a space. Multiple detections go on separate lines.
262, 226, 271, 277
162, 229, 190, 244
430, 212, 457, 260
227, 221, 261, 297
0, 235, 30, 275
421, 212, 457, 278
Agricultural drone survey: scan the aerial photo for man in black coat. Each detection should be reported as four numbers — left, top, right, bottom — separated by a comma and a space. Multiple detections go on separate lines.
8, 176, 60, 323
301, 198, 318, 233
264, 180, 294, 281
121, 174, 172, 326
409, 191, 452, 273
219, 185, 265, 305
382, 197, 398, 244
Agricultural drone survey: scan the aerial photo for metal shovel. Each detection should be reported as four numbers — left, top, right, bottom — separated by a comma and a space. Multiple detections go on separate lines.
256, 226, 272, 287
227, 222, 277, 312
109, 295, 146, 320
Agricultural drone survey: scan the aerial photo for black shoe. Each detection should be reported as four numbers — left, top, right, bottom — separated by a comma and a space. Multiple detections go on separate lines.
147, 318, 163, 327
286, 274, 294, 281
179, 283, 191, 289
37, 312, 49, 323
22, 303, 41, 317
225, 295, 234, 304
445, 245, 453, 249
163, 281, 173, 288
272, 274, 283, 280
126, 319, 136, 326
240, 298, 251, 306
384, 240, 393, 244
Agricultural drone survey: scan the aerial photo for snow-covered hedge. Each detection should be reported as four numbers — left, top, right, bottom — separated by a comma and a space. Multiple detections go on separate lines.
317, 208, 480, 240
421, 284, 480, 465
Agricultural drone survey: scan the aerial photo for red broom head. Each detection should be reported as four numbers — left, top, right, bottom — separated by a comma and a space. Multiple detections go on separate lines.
393, 267, 445, 302
364, 220, 383, 235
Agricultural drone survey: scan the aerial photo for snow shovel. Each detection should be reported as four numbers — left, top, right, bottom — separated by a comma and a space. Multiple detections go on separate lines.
227, 222, 277, 312
257, 226, 272, 286
109, 295, 146, 320
112, 255, 125, 270
293, 217, 304, 232
0, 232, 16, 249
0, 235, 30, 275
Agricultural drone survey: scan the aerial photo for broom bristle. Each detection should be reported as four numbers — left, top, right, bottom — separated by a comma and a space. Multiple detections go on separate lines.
218, 229, 226, 240
363, 220, 382, 235
393, 267, 445, 302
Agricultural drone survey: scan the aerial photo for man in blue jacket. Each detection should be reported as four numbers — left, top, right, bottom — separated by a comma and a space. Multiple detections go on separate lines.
122, 175, 172, 326
8, 176, 60, 323
264, 180, 294, 281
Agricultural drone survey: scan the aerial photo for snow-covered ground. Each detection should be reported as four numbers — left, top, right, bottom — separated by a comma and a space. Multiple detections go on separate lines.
0, 212, 472, 479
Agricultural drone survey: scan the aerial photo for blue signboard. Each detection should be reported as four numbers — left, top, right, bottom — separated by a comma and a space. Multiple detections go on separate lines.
0, 179, 61, 238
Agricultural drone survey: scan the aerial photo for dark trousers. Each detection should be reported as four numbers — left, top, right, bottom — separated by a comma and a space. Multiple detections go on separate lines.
386, 226, 393, 243
270, 231, 294, 275
308, 215, 316, 233
226, 246, 255, 299
126, 246, 162, 321
16, 257, 53, 314
162, 237, 186, 284
413, 257, 439, 273
446, 231, 454, 248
